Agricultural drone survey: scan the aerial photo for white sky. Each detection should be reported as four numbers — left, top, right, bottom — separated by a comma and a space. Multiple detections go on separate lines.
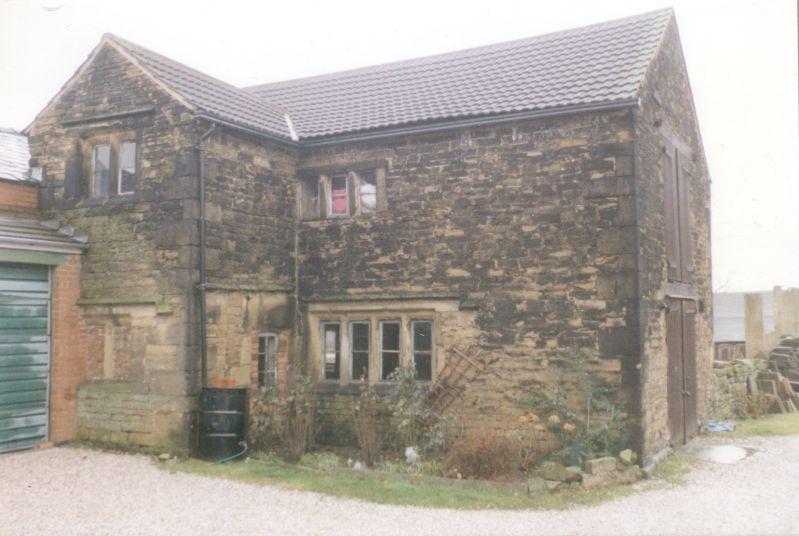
0, 0, 796, 293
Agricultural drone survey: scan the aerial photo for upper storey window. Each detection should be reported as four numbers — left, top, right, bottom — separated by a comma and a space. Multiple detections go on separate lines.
118, 141, 138, 194
328, 175, 349, 216
89, 139, 138, 199
358, 170, 377, 213
299, 168, 385, 221
91, 144, 111, 197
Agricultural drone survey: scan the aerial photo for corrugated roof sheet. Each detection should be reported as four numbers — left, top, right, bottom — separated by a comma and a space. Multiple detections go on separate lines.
245, 9, 672, 139
0, 129, 31, 181
714, 291, 775, 342
0, 216, 88, 253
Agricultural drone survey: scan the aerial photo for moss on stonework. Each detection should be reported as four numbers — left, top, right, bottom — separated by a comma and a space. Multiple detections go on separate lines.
205, 282, 293, 292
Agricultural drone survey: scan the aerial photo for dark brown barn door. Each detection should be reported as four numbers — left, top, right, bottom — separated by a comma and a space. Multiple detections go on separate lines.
662, 142, 693, 283
666, 298, 698, 446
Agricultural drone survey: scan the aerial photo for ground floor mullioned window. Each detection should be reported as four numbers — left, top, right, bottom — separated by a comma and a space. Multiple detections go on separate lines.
316, 316, 435, 384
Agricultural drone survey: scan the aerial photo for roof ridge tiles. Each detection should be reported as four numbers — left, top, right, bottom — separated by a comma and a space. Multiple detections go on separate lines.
244, 8, 672, 92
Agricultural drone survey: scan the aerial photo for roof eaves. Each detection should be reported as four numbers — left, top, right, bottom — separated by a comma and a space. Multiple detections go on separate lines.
297, 98, 640, 146
195, 113, 300, 148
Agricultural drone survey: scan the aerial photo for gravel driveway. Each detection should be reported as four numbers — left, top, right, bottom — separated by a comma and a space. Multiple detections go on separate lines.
1, 434, 797, 536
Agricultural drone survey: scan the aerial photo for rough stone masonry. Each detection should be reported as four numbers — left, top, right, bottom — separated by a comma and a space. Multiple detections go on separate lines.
23, 9, 711, 464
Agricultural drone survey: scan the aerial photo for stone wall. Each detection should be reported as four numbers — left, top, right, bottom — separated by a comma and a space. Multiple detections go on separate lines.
28, 26, 711, 460
205, 290, 292, 391
27, 42, 201, 452
297, 110, 641, 444
203, 129, 297, 289
76, 380, 194, 450
200, 128, 298, 394
634, 19, 714, 461
713, 359, 761, 420
745, 287, 799, 357
75, 302, 194, 452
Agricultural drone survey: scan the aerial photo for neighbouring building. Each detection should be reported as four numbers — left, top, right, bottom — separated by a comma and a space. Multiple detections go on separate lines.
6, 8, 711, 464
713, 288, 799, 361
0, 128, 87, 452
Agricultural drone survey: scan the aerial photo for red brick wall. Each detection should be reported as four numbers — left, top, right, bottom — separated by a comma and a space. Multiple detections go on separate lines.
0, 180, 38, 214
49, 254, 85, 443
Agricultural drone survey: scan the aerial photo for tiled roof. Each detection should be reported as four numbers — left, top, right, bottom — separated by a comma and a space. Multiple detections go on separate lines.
105, 9, 671, 142
246, 9, 672, 139
0, 129, 31, 181
107, 35, 294, 140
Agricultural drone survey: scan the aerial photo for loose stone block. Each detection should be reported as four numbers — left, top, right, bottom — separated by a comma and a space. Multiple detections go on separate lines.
585, 456, 618, 475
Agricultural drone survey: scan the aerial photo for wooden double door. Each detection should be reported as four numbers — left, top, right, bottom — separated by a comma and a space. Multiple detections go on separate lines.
666, 297, 698, 446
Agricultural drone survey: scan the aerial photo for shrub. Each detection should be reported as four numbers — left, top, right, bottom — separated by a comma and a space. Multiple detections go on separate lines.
248, 374, 317, 463
351, 385, 383, 467
281, 376, 317, 463
444, 431, 517, 480
512, 349, 628, 467
248, 385, 282, 453
385, 365, 448, 455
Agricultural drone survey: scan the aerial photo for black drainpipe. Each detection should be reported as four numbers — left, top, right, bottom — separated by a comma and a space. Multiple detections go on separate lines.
198, 122, 216, 390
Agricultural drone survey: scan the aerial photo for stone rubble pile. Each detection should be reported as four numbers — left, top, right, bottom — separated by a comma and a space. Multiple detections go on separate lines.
527, 449, 641, 495
769, 337, 799, 389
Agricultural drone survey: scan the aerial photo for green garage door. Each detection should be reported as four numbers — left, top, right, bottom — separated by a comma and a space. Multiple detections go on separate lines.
0, 263, 50, 452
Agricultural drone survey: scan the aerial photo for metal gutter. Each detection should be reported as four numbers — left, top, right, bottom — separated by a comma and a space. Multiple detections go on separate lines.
196, 100, 639, 149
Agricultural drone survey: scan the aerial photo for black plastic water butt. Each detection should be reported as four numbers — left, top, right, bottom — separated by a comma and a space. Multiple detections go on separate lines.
198, 387, 247, 461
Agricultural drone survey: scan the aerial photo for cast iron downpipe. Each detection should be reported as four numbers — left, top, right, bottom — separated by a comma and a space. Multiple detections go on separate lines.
198, 122, 216, 390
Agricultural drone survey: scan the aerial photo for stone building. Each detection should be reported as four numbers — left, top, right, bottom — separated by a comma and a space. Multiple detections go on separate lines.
9, 8, 712, 464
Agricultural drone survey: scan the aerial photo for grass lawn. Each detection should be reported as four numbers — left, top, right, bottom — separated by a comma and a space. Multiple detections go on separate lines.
162, 457, 637, 510
726, 413, 799, 437
650, 451, 693, 485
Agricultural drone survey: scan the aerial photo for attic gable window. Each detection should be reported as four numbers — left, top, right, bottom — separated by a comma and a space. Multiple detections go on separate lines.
88, 137, 138, 199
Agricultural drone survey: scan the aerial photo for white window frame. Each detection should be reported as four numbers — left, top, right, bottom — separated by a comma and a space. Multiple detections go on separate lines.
117, 140, 137, 195
327, 175, 350, 217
